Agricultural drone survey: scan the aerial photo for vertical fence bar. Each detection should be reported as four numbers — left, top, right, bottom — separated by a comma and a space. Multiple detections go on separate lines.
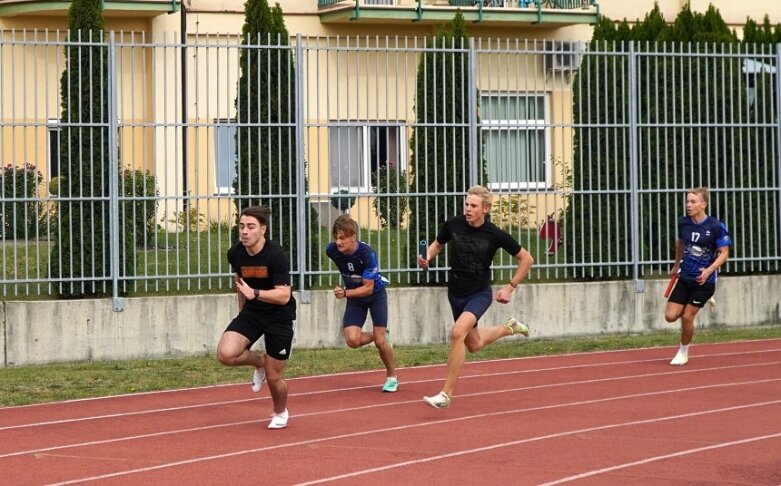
468, 37, 478, 186
295, 34, 309, 302
627, 42, 642, 291
775, 44, 781, 265
107, 32, 123, 311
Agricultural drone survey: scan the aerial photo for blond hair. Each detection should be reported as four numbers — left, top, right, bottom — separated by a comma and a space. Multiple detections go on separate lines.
688, 187, 709, 205
467, 185, 493, 208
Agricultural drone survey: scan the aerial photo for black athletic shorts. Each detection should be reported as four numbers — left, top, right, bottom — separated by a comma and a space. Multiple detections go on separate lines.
225, 309, 296, 360
668, 277, 715, 308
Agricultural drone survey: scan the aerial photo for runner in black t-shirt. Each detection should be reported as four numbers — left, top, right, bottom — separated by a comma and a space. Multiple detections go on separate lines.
216, 205, 296, 429
418, 186, 534, 409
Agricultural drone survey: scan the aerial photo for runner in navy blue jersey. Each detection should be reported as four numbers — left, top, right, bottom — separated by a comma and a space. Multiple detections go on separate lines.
665, 187, 732, 366
326, 215, 398, 392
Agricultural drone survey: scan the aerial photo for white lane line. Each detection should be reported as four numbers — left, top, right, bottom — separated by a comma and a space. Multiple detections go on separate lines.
4, 370, 781, 460
42, 381, 781, 485
295, 403, 781, 486
2, 355, 780, 432
538, 432, 781, 485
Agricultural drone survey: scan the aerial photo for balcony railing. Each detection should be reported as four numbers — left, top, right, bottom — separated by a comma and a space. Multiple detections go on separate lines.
319, 0, 597, 10
318, 0, 599, 25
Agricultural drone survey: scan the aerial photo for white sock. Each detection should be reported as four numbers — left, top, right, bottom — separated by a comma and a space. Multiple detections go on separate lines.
679, 344, 689, 355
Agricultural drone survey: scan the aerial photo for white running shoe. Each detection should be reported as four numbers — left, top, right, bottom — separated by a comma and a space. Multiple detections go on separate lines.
670, 351, 689, 366
505, 317, 529, 337
423, 391, 451, 409
268, 408, 289, 429
251, 367, 266, 393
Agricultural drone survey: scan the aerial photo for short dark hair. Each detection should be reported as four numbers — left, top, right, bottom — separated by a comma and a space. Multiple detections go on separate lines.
332, 214, 358, 239
240, 205, 271, 226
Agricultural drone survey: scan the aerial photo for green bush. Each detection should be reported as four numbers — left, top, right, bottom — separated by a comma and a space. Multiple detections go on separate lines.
121, 167, 158, 247
371, 165, 408, 228
330, 188, 355, 213
1, 163, 43, 240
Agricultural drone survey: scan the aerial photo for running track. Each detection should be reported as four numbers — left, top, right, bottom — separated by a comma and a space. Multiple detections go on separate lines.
2, 339, 781, 485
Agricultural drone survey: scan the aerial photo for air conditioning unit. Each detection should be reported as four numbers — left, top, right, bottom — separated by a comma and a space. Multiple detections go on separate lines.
547, 41, 583, 72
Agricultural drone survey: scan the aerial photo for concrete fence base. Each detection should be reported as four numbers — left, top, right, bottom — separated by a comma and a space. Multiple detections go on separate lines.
2, 275, 779, 367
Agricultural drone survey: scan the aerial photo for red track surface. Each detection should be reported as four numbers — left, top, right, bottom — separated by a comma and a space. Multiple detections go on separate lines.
3, 339, 781, 485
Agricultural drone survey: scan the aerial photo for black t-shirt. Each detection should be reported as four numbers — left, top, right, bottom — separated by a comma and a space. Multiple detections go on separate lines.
227, 240, 296, 321
436, 215, 523, 297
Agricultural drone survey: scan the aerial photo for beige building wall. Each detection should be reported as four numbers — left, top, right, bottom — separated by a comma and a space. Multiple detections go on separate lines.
1, 0, 778, 231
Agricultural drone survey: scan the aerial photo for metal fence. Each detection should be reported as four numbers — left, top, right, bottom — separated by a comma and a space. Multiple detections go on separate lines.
1, 31, 779, 306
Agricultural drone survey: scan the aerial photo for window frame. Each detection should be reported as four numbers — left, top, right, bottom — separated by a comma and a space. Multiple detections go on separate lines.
480, 93, 550, 191
213, 118, 238, 196
328, 122, 407, 195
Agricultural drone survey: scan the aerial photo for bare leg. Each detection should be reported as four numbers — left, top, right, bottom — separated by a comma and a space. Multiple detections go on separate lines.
264, 354, 288, 414
343, 326, 374, 349
441, 312, 478, 397
373, 326, 396, 378
217, 331, 264, 368
464, 322, 514, 353
664, 302, 699, 345
680, 305, 700, 345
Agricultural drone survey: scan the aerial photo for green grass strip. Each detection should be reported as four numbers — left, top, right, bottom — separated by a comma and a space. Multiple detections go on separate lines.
1, 325, 780, 407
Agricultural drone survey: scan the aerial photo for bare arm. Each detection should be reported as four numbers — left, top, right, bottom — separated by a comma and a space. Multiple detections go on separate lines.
417, 240, 445, 268
671, 239, 684, 274
236, 276, 291, 305
697, 246, 729, 284
334, 278, 375, 300
496, 248, 534, 304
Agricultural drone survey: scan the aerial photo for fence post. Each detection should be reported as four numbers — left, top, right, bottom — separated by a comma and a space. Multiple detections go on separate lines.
627, 41, 643, 292
776, 43, 781, 259
107, 31, 124, 311
467, 37, 479, 186
295, 34, 311, 304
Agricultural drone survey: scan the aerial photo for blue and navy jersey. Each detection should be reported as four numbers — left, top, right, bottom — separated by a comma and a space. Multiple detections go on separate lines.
326, 241, 387, 293
677, 215, 732, 284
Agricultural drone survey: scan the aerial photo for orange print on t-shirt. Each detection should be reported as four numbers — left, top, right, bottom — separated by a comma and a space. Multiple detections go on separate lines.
242, 266, 268, 278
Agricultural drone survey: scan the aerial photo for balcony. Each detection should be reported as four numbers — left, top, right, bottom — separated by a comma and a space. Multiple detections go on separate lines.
0, 0, 179, 18
318, 0, 599, 26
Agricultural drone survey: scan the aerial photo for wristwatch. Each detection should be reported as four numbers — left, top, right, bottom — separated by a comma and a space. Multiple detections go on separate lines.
253, 288, 260, 301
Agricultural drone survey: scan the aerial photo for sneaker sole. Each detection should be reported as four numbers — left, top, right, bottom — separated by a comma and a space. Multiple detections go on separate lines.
506, 318, 529, 337
423, 397, 450, 409
251, 369, 266, 393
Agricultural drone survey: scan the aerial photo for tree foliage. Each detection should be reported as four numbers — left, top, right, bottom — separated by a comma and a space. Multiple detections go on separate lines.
232, 0, 319, 281
407, 11, 486, 283
565, 4, 780, 279
50, 0, 113, 296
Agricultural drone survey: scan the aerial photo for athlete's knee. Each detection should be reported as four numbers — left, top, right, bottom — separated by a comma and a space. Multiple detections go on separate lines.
345, 336, 363, 348
664, 311, 679, 323
682, 311, 699, 324
216, 347, 239, 366
465, 341, 481, 353
449, 327, 469, 344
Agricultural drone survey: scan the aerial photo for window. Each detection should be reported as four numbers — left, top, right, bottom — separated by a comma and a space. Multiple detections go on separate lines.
328, 124, 405, 193
47, 119, 60, 180
481, 94, 547, 190
214, 120, 237, 195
